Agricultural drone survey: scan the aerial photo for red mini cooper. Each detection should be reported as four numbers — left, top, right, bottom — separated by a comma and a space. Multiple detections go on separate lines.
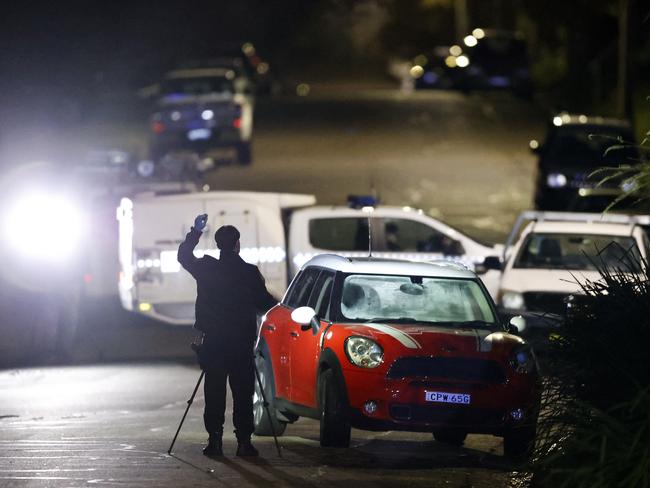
254, 255, 541, 460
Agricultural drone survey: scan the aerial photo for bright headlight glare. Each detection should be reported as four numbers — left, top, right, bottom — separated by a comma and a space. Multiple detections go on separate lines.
501, 290, 525, 310
510, 346, 536, 374
345, 336, 383, 368
3, 192, 85, 261
547, 172, 567, 188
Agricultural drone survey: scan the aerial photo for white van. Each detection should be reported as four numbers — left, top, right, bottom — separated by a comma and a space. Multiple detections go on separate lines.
117, 191, 502, 325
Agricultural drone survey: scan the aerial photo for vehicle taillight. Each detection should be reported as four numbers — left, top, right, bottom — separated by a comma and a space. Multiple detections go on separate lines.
152, 121, 166, 134
233, 118, 242, 129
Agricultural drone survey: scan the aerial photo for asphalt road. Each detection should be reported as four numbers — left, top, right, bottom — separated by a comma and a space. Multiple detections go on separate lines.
0, 363, 530, 487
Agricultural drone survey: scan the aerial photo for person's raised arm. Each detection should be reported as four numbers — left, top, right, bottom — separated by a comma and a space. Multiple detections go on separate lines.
177, 214, 208, 276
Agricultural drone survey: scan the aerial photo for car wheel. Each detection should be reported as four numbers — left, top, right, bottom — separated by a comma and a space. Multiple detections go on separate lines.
253, 353, 287, 436
237, 143, 252, 165
319, 369, 351, 447
503, 426, 536, 463
432, 429, 467, 447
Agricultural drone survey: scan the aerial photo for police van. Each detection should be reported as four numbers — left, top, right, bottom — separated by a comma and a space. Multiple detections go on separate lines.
117, 191, 502, 325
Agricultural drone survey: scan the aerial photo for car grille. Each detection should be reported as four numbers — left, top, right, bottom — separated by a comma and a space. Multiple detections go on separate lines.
386, 357, 506, 384
523, 292, 568, 315
390, 404, 505, 425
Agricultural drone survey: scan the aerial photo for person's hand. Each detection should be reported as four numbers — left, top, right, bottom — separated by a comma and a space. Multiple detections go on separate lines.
194, 214, 208, 232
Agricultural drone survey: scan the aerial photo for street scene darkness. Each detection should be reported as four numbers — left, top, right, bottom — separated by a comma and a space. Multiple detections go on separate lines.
1, 1, 649, 487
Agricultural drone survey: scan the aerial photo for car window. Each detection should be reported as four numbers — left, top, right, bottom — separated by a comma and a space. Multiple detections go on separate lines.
161, 76, 234, 96
309, 217, 370, 251
285, 267, 320, 308
381, 218, 465, 255
339, 274, 496, 325
307, 271, 335, 319
513, 233, 642, 272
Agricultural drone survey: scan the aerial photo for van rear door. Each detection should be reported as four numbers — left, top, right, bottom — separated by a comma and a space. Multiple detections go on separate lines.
131, 196, 205, 324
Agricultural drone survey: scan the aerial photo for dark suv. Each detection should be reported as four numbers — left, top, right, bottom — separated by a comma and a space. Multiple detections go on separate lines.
532, 114, 640, 211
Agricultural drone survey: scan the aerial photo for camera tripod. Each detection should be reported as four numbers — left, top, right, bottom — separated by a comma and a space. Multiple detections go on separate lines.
167, 359, 282, 457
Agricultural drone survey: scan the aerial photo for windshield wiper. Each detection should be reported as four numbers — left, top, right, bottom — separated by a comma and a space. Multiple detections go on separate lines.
365, 317, 425, 324
448, 320, 495, 329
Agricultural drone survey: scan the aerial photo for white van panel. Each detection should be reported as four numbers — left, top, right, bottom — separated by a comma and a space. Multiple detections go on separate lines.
288, 206, 501, 299
123, 191, 310, 324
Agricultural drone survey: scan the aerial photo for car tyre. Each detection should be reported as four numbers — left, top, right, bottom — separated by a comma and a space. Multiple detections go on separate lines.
319, 369, 351, 447
253, 353, 287, 437
433, 429, 467, 447
237, 143, 252, 165
503, 426, 536, 463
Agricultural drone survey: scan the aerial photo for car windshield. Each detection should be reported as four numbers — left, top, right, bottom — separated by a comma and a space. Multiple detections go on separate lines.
545, 126, 639, 165
161, 76, 234, 96
513, 233, 642, 272
339, 274, 497, 326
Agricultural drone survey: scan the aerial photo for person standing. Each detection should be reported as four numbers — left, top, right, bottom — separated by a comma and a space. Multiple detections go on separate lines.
178, 214, 277, 457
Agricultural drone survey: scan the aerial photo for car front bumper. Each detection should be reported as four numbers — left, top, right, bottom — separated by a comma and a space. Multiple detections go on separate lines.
342, 368, 540, 434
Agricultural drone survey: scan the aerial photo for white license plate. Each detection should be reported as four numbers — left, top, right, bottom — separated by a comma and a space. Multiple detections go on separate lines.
425, 391, 470, 404
187, 128, 212, 141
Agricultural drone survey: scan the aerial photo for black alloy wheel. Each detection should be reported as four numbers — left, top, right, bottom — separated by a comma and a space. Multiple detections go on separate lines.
319, 369, 351, 447
503, 425, 536, 463
253, 354, 287, 436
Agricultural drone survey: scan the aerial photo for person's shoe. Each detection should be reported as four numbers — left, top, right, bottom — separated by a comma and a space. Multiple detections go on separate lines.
236, 439, 259, 457
202, 437, 223, 457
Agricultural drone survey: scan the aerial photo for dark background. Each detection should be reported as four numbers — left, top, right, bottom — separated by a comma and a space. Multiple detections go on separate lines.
1, 0, 648, 139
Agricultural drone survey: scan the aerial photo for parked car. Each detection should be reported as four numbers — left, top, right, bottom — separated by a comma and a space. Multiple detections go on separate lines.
532, 113, 640, 211
454, 29, 532, 98
149, 66, 254, 166
410, 47, 459, 90
497, 211, 650, 348
254, 255, 541, 461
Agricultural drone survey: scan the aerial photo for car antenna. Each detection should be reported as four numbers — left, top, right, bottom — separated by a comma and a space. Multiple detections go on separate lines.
368, 215, 373, 258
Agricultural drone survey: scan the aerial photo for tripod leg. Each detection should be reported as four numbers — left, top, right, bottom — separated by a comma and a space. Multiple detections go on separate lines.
253, 359, 282, 457
168, 370, 205, 455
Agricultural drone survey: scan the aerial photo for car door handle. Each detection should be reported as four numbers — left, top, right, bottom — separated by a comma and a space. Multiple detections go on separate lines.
289, 331, 299, 337
265, 324, 276, 331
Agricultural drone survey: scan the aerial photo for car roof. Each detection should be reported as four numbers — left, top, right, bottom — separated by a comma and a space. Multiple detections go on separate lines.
164, 68, 235, 79
551, 112, 631, 129
529, 220, 636, 236
303, 254, 477, 279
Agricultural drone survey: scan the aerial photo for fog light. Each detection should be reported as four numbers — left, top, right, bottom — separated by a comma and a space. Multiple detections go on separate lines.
364, 400, 378, 415
510, 408, 524, 421
139, 302, 152, 312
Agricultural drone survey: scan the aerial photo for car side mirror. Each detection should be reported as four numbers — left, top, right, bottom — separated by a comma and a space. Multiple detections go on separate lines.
475, 255, 501, 274
508, 315, 527, 334
291, 306, 319, 332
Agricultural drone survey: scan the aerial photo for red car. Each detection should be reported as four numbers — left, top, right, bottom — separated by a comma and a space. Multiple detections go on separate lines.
254, 255, 541, 460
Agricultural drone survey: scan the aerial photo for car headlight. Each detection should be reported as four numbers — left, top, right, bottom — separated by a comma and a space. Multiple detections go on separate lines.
509, 345, 536, 374
546, 172, 567, 188
2, 192, 85, 262
345, 336, 383, 368
501, 290, 525, 310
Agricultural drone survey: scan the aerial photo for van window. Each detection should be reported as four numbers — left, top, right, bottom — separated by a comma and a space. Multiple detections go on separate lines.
309, 218, 370, 251
308, 271, 335, 319
286, 267, 320, 308
381, 218, 465, 255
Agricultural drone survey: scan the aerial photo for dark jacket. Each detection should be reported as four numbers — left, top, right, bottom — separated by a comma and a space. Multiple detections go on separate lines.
177, 228, 277, 349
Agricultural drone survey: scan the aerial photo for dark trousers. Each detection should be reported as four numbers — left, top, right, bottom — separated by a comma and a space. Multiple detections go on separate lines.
203, 349, 255, 441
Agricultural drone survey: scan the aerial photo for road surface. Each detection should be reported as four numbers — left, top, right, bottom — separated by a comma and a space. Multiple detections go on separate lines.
0, 363, 530, 487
